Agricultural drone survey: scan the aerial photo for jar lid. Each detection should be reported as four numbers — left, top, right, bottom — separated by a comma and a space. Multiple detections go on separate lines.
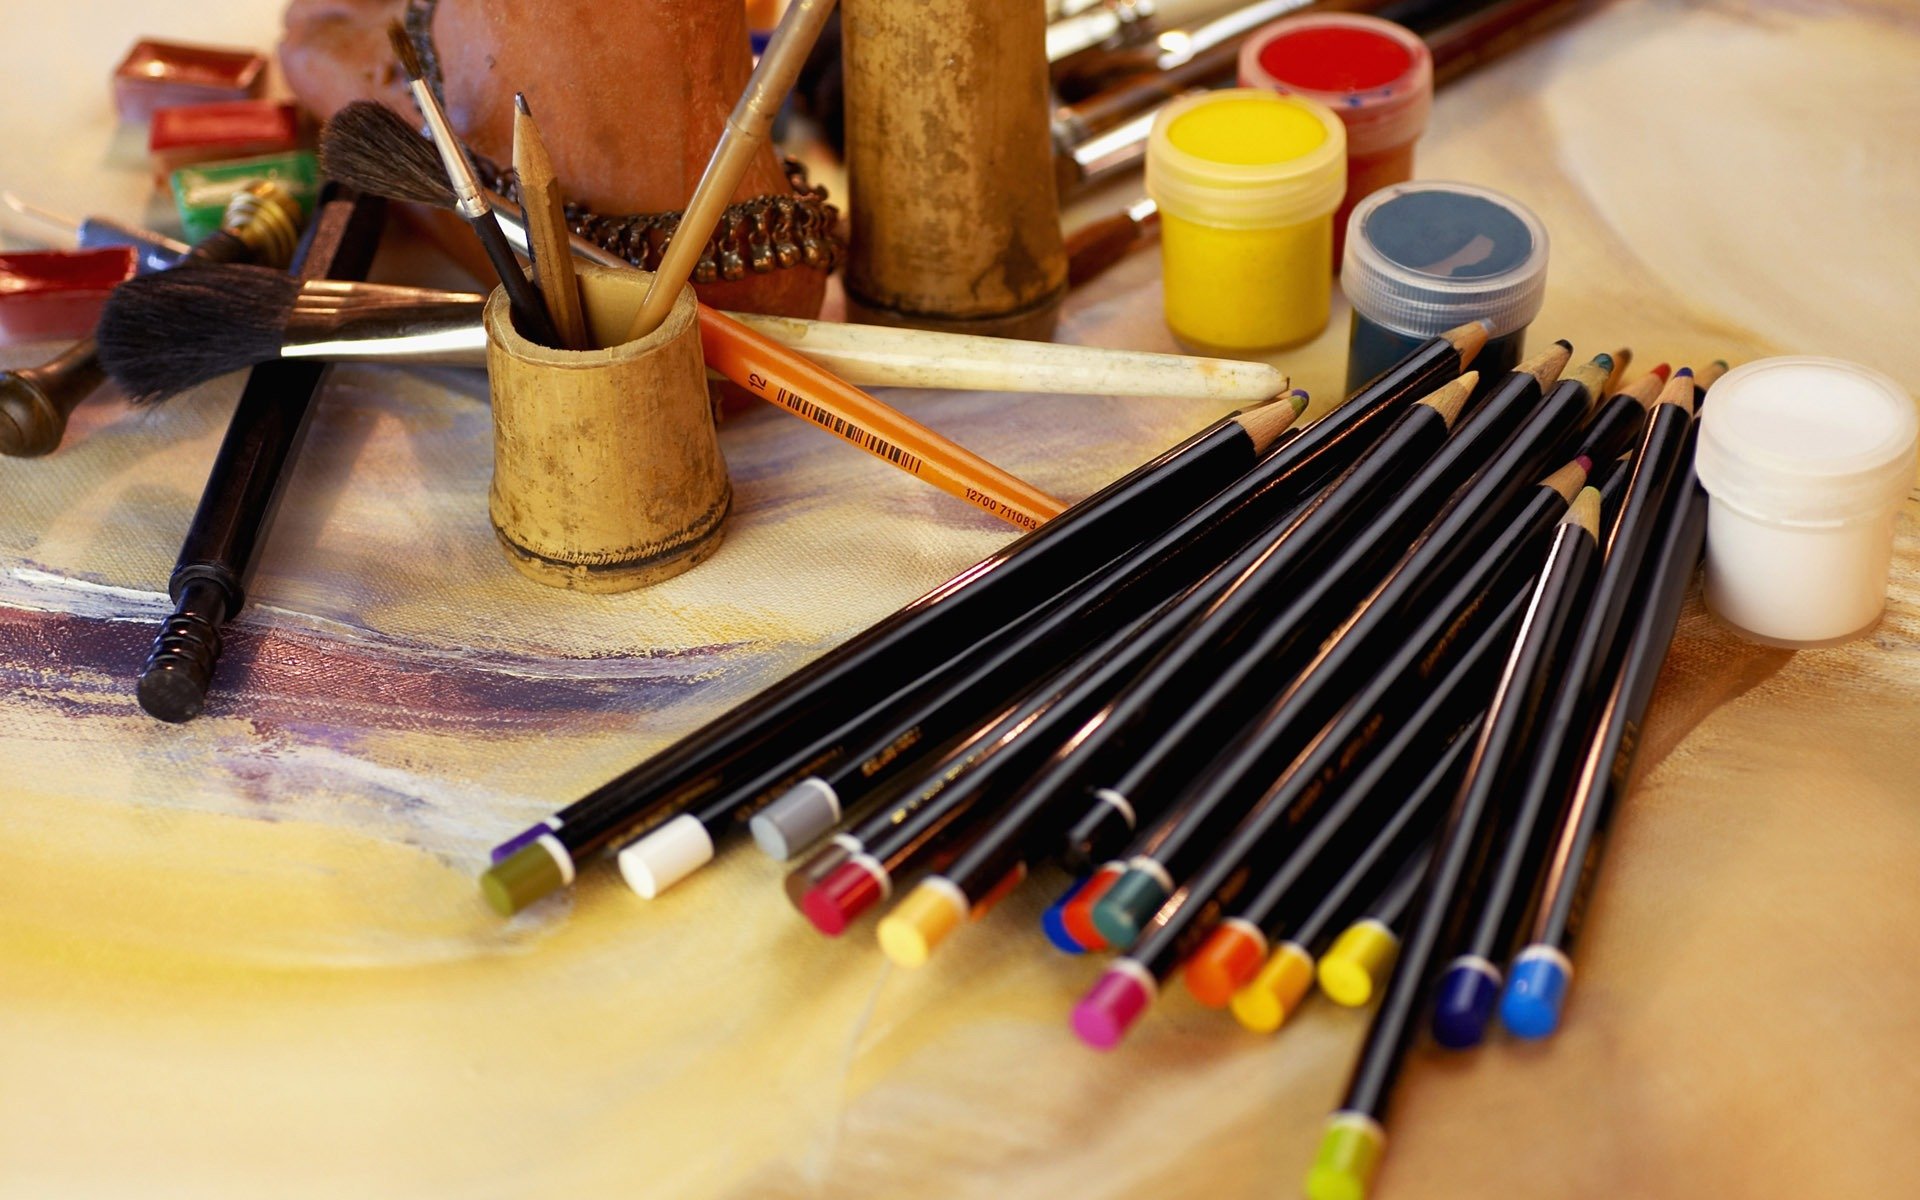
1340, 180, 1549, 339
1696, 357, 1917, 525
1237, 14, 1433, 157
1146, 89, 1347, 230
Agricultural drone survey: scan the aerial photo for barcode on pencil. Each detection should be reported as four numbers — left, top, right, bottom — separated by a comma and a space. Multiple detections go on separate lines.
774, 387, 924, 475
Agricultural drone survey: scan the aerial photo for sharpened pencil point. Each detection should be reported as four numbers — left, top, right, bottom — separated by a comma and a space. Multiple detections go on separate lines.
1564, 486, 1601, 537
1237, 386, 1309, 452
1566, 354, 1612, 404
1417, 371, 1476, 429
1518, 341, 1571, 392
514, 91, 530, 117
1443, 319, 1490, 369
1655, 368, 1697, 415
1542, 458, 1589, 503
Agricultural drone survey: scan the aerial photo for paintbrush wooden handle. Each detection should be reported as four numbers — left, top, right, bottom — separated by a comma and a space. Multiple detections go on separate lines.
726, 311, 1284, 401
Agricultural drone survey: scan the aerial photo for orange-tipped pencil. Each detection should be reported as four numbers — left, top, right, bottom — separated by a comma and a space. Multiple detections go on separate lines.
697, 307, 1066, 530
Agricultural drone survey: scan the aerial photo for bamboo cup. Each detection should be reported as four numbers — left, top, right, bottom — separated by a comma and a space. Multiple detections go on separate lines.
485, 264, 730, 592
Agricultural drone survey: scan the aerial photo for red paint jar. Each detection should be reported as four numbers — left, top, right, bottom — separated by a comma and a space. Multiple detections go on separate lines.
0, 248, 137, 346
1238, 14, 1433, 265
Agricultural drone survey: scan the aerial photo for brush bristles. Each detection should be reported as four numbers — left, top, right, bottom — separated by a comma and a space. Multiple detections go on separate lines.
318, 101, 458, 210
96, 264, 300, 402
388, 21, 426, 82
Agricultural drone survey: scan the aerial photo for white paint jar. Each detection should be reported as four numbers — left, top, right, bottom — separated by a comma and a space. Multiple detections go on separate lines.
1695, 357, 1916, 647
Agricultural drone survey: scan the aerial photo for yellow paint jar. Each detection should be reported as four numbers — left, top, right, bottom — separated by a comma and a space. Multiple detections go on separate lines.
1146, 89, 1346, 355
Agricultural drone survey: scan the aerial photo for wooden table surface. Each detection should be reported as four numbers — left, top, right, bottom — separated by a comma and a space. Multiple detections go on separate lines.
3, 1, 1918, 1197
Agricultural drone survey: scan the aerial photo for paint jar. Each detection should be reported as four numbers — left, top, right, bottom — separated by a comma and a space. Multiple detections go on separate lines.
1340, 180, 1549, 395
1695, 357, 1916, 647
1146, 89, 1346, 355
1239, 13, 1432, 264
485, 263, 731, 593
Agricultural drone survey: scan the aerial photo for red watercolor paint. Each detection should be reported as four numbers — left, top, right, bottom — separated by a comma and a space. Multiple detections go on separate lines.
0, 247, 137, 345
1240, 14, 1434, 264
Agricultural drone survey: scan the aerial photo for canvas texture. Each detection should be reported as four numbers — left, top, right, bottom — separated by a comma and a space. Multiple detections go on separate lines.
3, 1, 1918, 1197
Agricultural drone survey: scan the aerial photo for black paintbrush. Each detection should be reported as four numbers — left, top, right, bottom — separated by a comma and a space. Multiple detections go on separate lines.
96, 264, 485, 401
381, 22, 558, 347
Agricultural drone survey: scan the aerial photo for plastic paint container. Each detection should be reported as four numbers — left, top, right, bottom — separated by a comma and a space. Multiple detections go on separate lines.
1146, 89, 1346, 354
1239, 13, 1432, 264
1340, 181, 1549, 394
1695, 357, 1916, 647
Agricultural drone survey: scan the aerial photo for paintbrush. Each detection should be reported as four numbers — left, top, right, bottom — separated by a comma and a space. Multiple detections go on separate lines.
511, 93, 589, 350
96, 265, 486, 401
383, 21, 558, 347
623, 0, 838, 341
94, 266, 1290, 404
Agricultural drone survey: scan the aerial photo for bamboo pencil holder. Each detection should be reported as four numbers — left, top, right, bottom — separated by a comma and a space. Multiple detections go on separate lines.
485, 264, 730, 593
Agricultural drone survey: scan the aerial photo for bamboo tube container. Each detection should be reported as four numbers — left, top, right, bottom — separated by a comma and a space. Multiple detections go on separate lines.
840, 0, 1069, 341
485, 264, 730, 592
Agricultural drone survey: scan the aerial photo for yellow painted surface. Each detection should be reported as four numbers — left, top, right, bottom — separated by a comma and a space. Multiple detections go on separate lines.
4, 2, 1920, 1199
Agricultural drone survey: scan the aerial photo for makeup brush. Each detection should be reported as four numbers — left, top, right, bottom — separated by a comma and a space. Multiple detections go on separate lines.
383, 21, 558, 347
96, 265, 485, 401
623, 0, 839, 341
94, 266, 1290, 404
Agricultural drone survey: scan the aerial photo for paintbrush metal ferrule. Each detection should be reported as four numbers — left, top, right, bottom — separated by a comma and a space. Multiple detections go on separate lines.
406, 81, 489, 220
281, 295, 488, 365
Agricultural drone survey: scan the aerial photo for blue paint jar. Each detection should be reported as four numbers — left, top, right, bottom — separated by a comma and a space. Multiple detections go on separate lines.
1340, 181, 1549, 395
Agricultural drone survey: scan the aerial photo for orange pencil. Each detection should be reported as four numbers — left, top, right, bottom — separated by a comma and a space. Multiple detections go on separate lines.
697, 307, 1066, 530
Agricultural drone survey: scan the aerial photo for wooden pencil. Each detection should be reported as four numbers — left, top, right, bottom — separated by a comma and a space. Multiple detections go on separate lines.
1500, 378, 1704, 1041
698, 307, 1066, 530
1305, 488, 1606, 1200
479, 399, 1302, 915
510, 94, 588, 350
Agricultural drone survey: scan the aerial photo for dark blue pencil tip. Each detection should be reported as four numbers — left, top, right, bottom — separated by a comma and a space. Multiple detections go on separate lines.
1430, 959, 1501, 1049
1501, 949, 1571, 1040
1674, 366, 1694, 379
1041, 876, 1089, 954
490, 823, 549, 863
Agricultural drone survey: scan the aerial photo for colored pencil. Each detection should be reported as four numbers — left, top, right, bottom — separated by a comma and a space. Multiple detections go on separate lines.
1228, 822, 1443, 1032
1058, 860, 1128, 952
1502, 385, 1706, 1040
1054, 345, 1582, 879
479, 399, 1302, 915
1089, 355, 1612, 951
1188, 555, 1540, 1014
1431, 375, 1696, 1047
1692, 358, 1730, 403
1066, 469, 1589, 1048
1199, 726, 1468, 1020
882, 371, 1495, 965
789, 600, 1174, 932
1304, 488, 1605, 1200
1067, 568, 1535, 1049
739, 389, 1308, 864
1314, 850, 1428, 1009
813, 325, 1489, 940
627, 388, 1304, 893
1574, 364, 1668, 464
